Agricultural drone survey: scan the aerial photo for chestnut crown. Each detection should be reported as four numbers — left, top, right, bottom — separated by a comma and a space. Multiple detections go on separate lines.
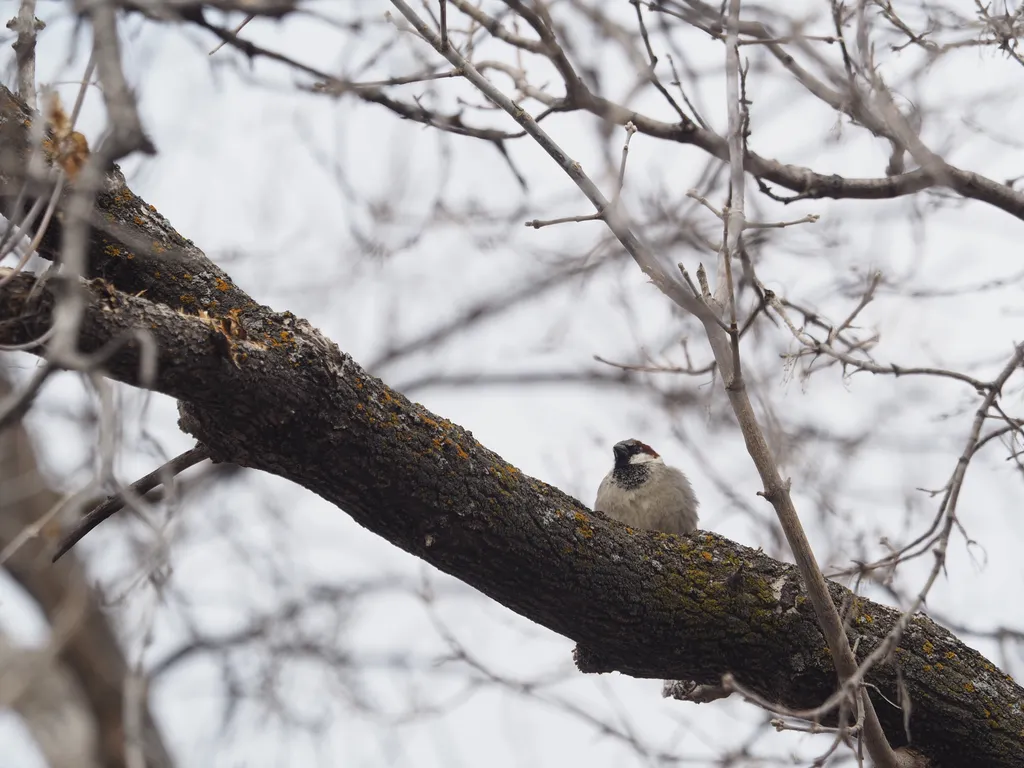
612, 439, 660, 468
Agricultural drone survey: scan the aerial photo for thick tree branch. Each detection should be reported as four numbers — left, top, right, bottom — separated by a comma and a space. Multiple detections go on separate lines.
0, 269, 1021, 766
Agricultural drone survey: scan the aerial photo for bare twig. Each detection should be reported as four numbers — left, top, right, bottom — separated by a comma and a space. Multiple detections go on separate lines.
52, 446, 210, 562
83, 0, 154, 161
123, 588, 160, 768
6, 0, 42, 108
209, 13, 255, 55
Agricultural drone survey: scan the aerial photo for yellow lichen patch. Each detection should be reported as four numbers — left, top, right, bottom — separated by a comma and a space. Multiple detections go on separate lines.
573, 512, 594, 539
179, 294, 195, 304
945, 652, 957, 660
964, 682, 975, 693
923, 664, 932, 672
430, 435, 470, 459
260, 329, 293, 349
935, 662, 945, 671
922, 641, 935, 655
701, 551, 713, 561
409, 410, 474, 461
215, 277, 230, 292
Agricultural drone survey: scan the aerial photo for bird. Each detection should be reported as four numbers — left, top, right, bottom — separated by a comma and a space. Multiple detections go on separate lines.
594, 439, 699, 535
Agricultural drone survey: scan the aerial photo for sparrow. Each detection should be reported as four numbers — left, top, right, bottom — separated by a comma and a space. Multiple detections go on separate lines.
594, 439, 699, 535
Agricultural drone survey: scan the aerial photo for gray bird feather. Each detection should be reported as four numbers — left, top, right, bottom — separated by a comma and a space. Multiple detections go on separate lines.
595, 456, 699, 535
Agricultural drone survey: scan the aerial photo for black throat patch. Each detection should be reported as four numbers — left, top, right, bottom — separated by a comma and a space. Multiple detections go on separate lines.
612, 463, 651, 491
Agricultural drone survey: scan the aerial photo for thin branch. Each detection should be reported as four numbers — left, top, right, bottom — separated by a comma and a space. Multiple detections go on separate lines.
6, 0, 42, 108
82, 0, 154, 160
209, 13, 254, 55
52, 446, 210, 562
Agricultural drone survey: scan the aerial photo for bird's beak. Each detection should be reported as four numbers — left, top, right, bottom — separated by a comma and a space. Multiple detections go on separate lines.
612, 444, 627, 462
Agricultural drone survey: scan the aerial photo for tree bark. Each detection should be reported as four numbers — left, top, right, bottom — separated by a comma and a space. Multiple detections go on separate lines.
1, 83, 1021, 768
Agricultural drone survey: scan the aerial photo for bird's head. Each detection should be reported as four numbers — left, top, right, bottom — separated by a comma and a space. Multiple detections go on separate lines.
612, 439, 662, 468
